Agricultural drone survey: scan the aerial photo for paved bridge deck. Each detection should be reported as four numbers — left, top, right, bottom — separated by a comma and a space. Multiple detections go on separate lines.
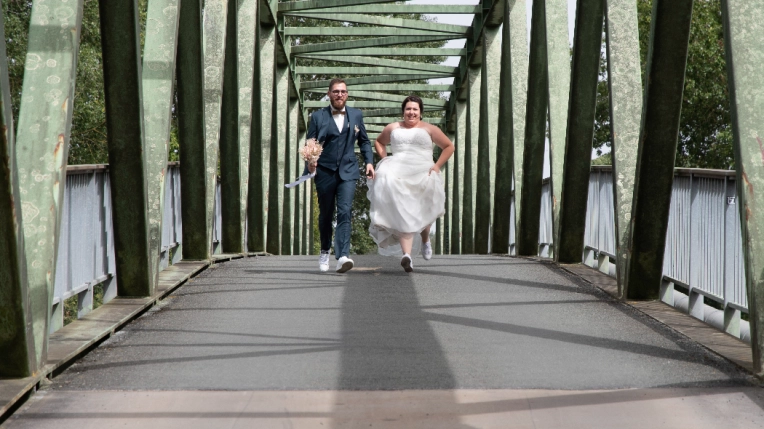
4, 256, 764, 428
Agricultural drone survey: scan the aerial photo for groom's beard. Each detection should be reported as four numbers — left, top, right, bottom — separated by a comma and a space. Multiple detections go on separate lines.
331, 98, 346, 110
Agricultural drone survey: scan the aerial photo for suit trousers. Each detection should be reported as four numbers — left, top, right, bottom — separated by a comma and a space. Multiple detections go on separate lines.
315, 165, 356, 259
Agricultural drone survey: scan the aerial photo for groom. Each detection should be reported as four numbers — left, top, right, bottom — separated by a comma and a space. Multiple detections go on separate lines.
306, 78, 375, 273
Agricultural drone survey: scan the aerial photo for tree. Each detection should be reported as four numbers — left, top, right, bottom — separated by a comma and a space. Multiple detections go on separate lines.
593, 0, 732, 169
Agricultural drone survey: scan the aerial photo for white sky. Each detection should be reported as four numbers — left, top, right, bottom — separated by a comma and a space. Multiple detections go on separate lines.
408, 0, 578, 69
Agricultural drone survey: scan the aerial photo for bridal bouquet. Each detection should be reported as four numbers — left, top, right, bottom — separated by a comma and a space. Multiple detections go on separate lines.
301, 138, 323, 165
286, 138, 323, 188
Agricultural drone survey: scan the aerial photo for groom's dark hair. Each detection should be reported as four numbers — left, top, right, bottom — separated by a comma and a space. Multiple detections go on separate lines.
328, 78, 346, 91
401, 95, 424, 117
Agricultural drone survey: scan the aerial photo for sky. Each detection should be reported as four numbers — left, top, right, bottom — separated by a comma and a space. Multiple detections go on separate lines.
409, 0, 579, 68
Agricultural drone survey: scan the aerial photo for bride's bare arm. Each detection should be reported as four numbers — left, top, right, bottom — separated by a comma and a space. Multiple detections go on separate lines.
427, 123, 455, 174
374, 123, 394, 158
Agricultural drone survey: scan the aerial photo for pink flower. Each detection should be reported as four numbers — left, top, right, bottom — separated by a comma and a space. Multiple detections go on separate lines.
301, 138, 323, 165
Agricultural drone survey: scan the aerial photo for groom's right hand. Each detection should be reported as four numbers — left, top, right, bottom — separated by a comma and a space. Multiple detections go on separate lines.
308, 162, 317, 174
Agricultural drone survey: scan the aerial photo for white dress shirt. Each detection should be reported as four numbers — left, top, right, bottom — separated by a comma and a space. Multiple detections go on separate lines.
331, 107, 346, 133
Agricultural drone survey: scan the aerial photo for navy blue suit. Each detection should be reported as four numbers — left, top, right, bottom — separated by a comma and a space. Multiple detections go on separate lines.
306, 106, 373, 258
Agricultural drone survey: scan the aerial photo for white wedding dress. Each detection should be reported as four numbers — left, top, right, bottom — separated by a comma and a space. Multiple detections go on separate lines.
367, 127, 445, 256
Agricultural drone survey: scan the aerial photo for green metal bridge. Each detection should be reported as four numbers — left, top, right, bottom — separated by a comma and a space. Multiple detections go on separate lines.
2, 0, 764, 425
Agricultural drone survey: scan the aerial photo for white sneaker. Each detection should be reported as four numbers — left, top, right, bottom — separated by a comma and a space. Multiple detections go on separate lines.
336, 256, 354, 273
401, 254, 414, 272
319, 251, 330, 272
422, 241, 432, 261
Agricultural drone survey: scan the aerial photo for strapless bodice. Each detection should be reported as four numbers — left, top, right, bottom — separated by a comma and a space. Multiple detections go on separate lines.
390, 127, 433, 157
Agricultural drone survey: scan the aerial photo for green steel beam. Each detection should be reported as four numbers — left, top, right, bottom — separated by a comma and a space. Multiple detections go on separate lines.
236, 0, 257, 252
462, 73, 477, 254
354, 107, 445, 117
98, 0, 152, 300
606, 0, 645, 296
298, 54, 457, 74
517, 0, 548, 256
475, 48, 491, 254
491, 0, 515, 255
292, 114, 303, 255
476, 26, 501, 254
304, 84, 455, 92
290, 35, 455, 55
555, 0, 604, 263
283, 13, 469, 35
285, 27, 460, 37
301, 74, 447, 89
625, 0, 694, 300
295, 66, 453, 76
15, 0, 84, 367
177, 0, 210, 260
722, 0, 764, 374
282, 94, 298, 254
508, 0, 529, 256
350, 91, 448, 106
452, 102, 467, 254
444, 132, 455, 254
203, 0, 228, 255
267, 65, 289, 254
247, 14, 265, 252
255, 23, 277, 252
279, 0, 398, 12
143, 0, 181, 288
0, 6, 33, 378
220, 0, 243, 253
297, 48, 465, 57
304, 100, 444, 109
283, 5, 480, 14
546, 0, 572, 261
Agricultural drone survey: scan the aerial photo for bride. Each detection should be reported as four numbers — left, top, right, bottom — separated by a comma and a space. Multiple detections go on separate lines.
366, 95, 455, 272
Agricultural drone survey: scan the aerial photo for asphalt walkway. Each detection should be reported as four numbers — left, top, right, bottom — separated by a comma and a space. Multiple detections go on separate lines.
4, 255, 763, 428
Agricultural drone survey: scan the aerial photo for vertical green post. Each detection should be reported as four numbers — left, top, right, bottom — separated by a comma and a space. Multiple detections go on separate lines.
15, 0, 84, 367
0, 7, 34, 377
721, 0, 764, 375
475, 37, 492, 254
462, 77, 476, 254
625, 0, 694, 300
293, 111, 303, 255
451, 100, 466, 254
605, 0, 645, 296
441, 160, 449, 255
238, 0, 257, 252
267, 63, 288, 254
492, 0, 516, 254
220, 0, 241, 253
98, 0, 152, 296
177, 0, 210, 260
259, 24, 276, 253
555, 0, 604, 263
517, 0, 548, 256
143, 0, 181, 286
203, 0, 229, 254
510, 0, 529, 255
247, 15, 265, 252
282, 93, 297, 255
546, 0, 572, 260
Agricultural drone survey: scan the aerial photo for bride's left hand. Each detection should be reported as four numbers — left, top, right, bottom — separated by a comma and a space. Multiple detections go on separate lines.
428, 165, 440, 176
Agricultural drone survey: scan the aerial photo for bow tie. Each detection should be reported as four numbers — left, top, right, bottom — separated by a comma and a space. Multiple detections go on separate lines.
332, 110, 346, 116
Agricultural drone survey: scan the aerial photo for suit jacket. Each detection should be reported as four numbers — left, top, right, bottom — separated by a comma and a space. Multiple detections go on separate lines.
304, 105, 373, 180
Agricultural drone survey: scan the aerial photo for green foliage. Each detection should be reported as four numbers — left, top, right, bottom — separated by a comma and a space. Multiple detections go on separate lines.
3, 0, 171, 166
591, 152, 612, 166
594, 0, 732, 169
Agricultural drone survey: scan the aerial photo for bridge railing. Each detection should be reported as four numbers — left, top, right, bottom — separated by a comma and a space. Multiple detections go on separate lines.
52, 163, 193, 332
581, 166, 750, 342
